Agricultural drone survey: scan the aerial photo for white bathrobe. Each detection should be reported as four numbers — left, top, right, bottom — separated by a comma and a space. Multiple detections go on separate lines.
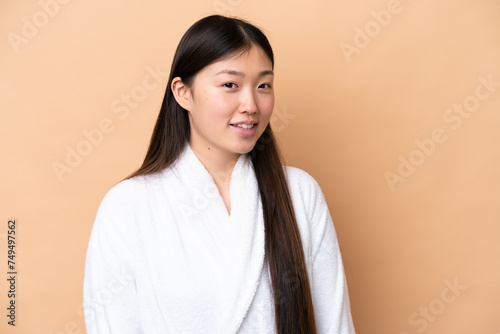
83, 143, 355, 334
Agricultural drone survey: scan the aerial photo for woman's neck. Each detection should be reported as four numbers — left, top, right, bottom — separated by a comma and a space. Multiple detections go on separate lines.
188, 141, 240, 185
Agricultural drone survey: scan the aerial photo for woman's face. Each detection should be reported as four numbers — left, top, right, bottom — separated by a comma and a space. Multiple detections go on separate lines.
174, 44, 275, 161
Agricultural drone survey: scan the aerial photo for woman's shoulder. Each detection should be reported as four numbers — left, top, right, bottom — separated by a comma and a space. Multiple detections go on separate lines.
283, 166, 334, 253
283, 166, 327, 215
284, 166, 322, 196
98, 171, 167, 211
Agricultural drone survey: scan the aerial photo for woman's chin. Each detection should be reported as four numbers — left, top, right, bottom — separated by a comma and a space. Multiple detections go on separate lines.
232, 142, 257, 155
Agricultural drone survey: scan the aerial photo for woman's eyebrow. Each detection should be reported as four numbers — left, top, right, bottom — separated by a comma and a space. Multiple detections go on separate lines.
214, 69, 274, 77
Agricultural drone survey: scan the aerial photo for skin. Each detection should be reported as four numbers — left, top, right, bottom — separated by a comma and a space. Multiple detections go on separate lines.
171, 44, 275, 214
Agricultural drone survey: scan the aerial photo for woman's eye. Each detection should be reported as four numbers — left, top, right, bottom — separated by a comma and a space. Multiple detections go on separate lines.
259, 83, 272, 89
223, 83, 237, 89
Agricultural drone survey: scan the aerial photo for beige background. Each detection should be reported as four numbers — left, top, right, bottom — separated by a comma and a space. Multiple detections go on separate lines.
1, 0, 499, 333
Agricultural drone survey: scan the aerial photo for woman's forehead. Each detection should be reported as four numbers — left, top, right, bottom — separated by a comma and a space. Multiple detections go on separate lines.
200, 46, 273, 77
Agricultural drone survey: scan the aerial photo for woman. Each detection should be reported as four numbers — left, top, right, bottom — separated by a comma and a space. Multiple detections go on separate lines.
84, 14, 355, 334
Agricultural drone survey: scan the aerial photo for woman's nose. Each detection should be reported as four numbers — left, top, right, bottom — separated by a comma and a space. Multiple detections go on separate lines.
239, 90, 258, 114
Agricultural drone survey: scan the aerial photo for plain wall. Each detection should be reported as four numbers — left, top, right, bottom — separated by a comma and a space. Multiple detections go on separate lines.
1, 0, 499, 333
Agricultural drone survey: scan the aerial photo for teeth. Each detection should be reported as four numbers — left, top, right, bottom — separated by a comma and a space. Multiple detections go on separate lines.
234, 124, 254, 129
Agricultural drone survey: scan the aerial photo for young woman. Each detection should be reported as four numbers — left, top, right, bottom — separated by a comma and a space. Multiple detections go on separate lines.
84, 15, 355, 334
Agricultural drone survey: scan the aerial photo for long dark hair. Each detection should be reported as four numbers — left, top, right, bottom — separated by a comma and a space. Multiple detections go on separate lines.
126, 15, 317, 334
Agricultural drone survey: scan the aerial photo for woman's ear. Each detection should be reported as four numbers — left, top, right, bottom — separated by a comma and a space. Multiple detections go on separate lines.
171, 77, 192, 111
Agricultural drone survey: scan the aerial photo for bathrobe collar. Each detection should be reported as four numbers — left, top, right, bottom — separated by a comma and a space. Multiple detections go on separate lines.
168, 143, 267, 333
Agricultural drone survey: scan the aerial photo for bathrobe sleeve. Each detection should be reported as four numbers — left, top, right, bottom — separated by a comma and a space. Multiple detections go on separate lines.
307, 176, 356, 334
83, 183, 141, 334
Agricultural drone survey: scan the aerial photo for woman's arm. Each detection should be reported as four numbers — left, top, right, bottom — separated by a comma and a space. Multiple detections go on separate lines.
308, 178, 356, 334
83, 185, 141, 334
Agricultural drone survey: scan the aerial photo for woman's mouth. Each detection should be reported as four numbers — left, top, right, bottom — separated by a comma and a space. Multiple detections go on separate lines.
230, 123, 257, 137
230, 123, 255, 129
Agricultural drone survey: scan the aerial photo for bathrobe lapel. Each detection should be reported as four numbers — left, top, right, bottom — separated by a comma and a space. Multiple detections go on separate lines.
170, 144, 266, 333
